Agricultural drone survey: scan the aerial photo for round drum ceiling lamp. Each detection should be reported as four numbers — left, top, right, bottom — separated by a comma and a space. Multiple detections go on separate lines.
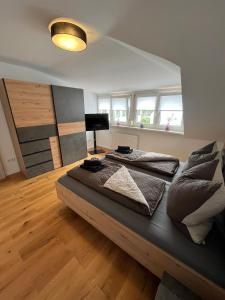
48, 18, 87, 52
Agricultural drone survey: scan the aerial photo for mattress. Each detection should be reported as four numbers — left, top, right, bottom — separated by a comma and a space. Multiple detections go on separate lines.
58, 174, 225, 289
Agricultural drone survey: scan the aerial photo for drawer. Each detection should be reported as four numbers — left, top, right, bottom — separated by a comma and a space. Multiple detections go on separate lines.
20, 139, 50, 156
17, 125, 57, 142
23, 150, 52, 168
26, 161, 54, 178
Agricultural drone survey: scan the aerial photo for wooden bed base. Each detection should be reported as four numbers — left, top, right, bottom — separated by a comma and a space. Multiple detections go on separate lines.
56, 182, 225, 300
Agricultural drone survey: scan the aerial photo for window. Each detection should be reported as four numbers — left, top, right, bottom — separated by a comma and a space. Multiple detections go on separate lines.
98, 97, 110, 115
158, 94, 183, 131
111, 97, 129, 124
135, 96, 157, 127
97, 90, 183, 133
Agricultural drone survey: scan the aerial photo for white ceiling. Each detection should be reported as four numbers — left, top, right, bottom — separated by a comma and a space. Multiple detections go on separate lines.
0, 0, 181, 93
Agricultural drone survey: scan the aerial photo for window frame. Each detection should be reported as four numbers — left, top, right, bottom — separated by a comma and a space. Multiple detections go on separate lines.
111, 95, 130, 126
97, 89, 183, 133
156, 92, 184, 132
133, 92, 158, 129
97, 95, 111, 114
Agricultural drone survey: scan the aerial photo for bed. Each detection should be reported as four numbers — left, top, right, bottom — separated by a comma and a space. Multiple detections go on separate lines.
56, 172, 225, 300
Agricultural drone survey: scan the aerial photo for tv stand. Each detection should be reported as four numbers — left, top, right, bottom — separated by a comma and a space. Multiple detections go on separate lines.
89, 130, 105, 155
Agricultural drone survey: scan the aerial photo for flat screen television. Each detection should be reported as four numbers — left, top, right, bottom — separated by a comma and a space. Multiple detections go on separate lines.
85, 114, 109, 155
85, 113, 109, 131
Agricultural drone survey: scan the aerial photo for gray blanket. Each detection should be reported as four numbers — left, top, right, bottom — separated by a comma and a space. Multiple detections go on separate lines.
67, 159, 166, 217
106, 149, 179, 176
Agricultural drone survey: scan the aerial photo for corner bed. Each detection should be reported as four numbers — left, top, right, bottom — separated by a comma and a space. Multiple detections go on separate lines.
56, 158, 225, 300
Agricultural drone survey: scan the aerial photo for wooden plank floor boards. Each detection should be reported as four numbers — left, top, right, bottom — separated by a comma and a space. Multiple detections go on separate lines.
0, 155, 159, 300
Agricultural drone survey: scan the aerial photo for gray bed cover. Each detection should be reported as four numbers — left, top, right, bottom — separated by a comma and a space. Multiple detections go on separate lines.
58, 174, 225, 289
105, 158, 185, 182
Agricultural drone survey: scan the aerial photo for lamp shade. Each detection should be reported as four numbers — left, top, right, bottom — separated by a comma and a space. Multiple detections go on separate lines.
50, 21, 87, 52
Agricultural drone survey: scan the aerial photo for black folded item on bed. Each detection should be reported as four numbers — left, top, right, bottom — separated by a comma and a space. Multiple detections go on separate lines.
84, 159, 102, 166
80, 158, 105, 172
68, 159, 165, 216
115, 145, 133, 154
80, 164, 105, 173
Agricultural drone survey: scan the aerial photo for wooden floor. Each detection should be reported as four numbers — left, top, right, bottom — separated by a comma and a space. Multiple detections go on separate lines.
0, 156, 159, 300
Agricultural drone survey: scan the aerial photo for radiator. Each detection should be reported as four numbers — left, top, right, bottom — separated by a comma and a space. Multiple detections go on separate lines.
112, 132, 138, 149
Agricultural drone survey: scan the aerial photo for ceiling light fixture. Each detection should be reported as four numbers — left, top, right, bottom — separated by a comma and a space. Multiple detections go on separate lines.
49, 18, 87, 52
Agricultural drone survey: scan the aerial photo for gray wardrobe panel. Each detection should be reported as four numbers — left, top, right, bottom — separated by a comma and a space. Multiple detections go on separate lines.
52, 85, 85, 123
26, 161, 54, 178
20, 139, 50, 156
23, 150, 52, 168
17, 125, 57, 143
60, 132, 87, 166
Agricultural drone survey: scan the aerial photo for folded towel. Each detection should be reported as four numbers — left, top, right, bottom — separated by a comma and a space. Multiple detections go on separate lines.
83, 159, 102, 166
115, 148, 133, 154
80, 164, 105, 173
118, 146, 130, 151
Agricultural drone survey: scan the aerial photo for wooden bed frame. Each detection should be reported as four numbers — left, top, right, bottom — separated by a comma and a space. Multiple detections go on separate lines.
56, 181, 225, 300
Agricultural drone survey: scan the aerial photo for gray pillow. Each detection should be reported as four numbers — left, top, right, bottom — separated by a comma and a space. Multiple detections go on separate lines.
167, 159, 225, 244
191, 141, 216, 155
214, 209, 225, 246
183, 151, 218, 172
222, 149, 225, 178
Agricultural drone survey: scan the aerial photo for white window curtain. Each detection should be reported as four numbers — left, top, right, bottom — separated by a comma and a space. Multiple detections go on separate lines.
158, 94, 183, 130
97, 97, 111, 122
135, 96, 157, 127
111, 97, 128, 124
98, 97, 110, 112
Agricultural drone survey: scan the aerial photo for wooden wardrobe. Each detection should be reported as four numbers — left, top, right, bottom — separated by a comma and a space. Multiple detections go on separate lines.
0, 79, 87, 178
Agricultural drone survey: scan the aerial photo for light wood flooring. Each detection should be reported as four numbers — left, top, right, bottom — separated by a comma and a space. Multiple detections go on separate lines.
0, 156, 159, 300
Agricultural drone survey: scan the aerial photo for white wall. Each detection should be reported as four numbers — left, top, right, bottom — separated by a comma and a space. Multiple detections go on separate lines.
0, 101, 20, 175
83, 91, 98, 149
109, 0, 225, 141
0, 62, 97, 175
97, 126, 212, 161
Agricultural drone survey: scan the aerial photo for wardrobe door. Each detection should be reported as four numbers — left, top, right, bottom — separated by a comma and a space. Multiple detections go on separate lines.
3, 79, 62, 177
52, 85, 87, 166
4, 79, 56, 128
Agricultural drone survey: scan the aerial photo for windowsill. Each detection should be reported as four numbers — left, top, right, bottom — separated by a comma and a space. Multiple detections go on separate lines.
111, 125, 184, 136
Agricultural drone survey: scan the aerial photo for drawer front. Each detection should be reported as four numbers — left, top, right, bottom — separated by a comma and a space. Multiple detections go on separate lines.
23, 150, 52, 168
26, 161, 54, 178
17, 124, 57, 143
20, 139, 50, 156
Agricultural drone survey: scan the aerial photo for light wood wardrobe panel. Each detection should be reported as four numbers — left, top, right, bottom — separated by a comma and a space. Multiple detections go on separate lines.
4, 79, 56, 128
49, 136, 62, 169
58, 121, 85, 136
